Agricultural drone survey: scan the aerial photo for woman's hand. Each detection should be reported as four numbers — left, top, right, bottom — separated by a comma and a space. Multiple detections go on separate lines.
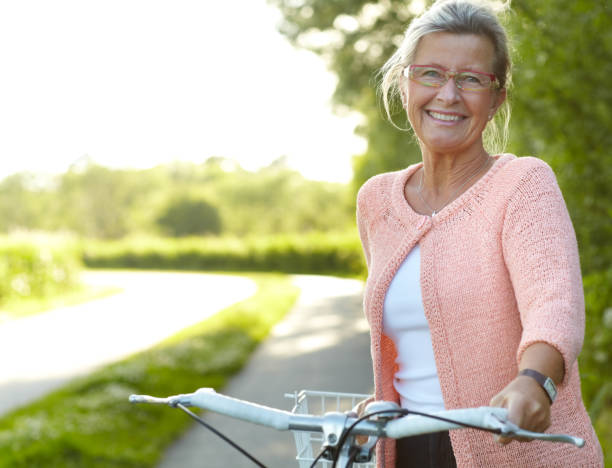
350, 395, 375, 445
489, 342, 564, 444
489, 375, 551, 444
351, 395, 375, 417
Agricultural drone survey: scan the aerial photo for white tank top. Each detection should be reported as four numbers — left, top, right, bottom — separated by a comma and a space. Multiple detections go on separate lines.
382, 245, 445, 413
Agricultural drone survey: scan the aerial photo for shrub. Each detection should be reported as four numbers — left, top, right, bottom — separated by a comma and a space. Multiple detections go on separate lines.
156, 197, 222, 237
82, 232, 366, 277
0, 236, 81, 306
579, 267, 612, 455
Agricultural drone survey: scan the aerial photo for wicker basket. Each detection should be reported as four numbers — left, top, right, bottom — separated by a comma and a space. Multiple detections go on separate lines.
286, 390, 376, 468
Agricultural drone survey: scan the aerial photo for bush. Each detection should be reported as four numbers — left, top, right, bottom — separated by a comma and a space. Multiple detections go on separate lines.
579, 268, 612, 457
156, 196, 222, 237
0, 236, 82, 306
81, 232, 366, 277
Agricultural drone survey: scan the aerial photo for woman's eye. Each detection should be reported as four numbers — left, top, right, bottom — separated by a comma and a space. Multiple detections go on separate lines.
422, 69, 443, 78
461, 74, 483, 84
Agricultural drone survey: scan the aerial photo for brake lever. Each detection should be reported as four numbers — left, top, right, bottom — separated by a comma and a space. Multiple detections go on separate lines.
488, 413, 585, 447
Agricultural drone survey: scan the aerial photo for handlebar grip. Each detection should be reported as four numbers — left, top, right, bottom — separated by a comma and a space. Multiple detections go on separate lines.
186, 388, 292, 430
385, 407, 508, 438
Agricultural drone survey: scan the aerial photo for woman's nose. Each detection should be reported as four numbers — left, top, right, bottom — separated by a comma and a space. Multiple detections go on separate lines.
435, 77, 461, 103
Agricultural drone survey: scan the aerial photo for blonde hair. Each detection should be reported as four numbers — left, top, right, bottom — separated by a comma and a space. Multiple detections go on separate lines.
379, 0, 512, 153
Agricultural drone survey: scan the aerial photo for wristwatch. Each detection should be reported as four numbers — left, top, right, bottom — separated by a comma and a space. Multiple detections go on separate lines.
518, 368, 557, 404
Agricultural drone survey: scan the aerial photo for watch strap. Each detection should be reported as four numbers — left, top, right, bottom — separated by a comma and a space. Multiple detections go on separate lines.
518, 368, 557, 404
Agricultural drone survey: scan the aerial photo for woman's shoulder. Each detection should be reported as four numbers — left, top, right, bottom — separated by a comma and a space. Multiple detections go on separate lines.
497, 154, 555, 178
493, 154, 559, 191
356, 167, 414, 208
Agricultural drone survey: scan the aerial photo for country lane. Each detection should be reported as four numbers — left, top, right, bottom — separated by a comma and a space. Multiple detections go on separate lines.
0, 270, 257, 417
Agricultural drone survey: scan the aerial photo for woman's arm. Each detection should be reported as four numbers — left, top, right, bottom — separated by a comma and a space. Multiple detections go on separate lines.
494, 159, 584, 443
490, 342, 564, 443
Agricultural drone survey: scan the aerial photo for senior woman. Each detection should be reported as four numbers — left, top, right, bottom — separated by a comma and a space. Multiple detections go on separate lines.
356, 0, 603, 467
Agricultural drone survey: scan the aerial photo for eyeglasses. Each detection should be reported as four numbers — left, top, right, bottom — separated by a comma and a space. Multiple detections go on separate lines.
404, 64, 499, 91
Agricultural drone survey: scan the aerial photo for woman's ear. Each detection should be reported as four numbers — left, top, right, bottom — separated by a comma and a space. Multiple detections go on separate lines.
490, 87, 507, 117
400, 89, 408, 109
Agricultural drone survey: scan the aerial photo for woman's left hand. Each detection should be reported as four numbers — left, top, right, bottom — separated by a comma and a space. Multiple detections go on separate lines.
489, 374, 551, 444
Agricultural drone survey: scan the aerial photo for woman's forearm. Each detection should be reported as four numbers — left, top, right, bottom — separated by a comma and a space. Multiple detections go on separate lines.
519, 342, 564, 385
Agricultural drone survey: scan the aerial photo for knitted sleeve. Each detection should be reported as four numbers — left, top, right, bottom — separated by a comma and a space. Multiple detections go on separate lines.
501, 158, 584, 385
356, 181, 373, 268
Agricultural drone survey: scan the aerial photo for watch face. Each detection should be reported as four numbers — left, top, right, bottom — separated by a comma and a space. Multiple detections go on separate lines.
543, 378, 557, 401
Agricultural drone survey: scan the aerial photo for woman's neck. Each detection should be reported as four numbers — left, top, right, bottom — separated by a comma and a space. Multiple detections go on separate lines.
420, 147, 491, 197
415, 146, 492, 214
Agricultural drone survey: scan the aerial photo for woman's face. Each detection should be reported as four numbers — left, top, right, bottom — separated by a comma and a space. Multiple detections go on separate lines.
402, 32, 506, 156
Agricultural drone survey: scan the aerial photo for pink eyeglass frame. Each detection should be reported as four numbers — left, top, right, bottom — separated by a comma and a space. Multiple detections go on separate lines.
404, 64, 500, 89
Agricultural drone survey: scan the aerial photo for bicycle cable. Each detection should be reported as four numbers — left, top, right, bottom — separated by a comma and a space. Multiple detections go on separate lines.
175, 403, 267, 468
330, 407, 505, 468
308, 446, 329, 468
331, 408, 408, 468
345, 446, 360, 468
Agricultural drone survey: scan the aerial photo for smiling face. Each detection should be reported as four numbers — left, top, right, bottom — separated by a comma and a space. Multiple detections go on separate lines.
402, 32, 506, 157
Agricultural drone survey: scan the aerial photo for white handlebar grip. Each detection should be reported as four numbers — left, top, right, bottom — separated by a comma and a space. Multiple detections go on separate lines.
187, 388, 292, 430
386, 407, 508, 438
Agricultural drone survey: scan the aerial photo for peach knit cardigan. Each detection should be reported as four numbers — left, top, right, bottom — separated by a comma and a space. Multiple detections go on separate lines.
356, 154, 603, 467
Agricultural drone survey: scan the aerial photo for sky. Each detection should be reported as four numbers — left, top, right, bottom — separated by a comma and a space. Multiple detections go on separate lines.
0, 0, 366, 183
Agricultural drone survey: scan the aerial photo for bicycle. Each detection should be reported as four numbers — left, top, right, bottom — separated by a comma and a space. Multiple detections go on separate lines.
129, 387, 585, 468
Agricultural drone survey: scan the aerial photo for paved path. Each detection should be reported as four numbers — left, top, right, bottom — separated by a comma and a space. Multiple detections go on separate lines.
0, 270, 256, 417
157, 275, 373, 468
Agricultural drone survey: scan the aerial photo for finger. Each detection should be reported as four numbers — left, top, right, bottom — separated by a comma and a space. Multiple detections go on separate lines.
495, 434, 513, 445
489, 392, 505, 407
505, 398, 525, 428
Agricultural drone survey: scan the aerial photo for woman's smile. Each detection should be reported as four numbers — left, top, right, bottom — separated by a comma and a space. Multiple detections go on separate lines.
425, 110, 466, 124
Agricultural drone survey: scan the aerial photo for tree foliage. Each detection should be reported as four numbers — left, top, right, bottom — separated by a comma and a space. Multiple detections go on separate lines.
156, 196, 222, 237
269, 0, 424, 196
508, 0, 612, 273
0, 158, 354, 239
269, 0, 611, 274
0, 174, 53, 232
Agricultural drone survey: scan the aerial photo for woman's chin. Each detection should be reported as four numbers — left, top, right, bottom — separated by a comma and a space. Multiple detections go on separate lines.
420, 137, 466, 155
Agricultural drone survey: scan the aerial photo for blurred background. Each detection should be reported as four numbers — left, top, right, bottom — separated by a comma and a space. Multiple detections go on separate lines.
0, 0, 610, 466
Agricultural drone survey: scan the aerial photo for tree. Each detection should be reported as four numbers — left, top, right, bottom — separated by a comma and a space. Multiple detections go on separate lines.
508, 0, 612, 273
56, 162, 160, 239
156, 196, 222, 237
0, 173, 51, 232
268, 0, 425, 196
269, 0, 611, 273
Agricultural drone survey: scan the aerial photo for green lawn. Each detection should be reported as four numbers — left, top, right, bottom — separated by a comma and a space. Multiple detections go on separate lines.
0, 273, 299, 468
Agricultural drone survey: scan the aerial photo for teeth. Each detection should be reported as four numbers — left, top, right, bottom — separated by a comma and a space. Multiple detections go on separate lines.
429, 111, 461, 121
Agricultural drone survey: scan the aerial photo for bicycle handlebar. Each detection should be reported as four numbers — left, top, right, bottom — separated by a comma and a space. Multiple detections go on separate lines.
131, 388, 293, 430
128, 388, 585, 447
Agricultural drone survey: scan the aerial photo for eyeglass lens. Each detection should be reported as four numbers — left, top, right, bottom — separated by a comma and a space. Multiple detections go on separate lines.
410, 66, 494, 90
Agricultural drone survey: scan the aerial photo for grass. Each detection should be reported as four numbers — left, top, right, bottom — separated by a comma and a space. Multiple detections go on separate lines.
0, 284, 122, 321
0, 273, 299, 468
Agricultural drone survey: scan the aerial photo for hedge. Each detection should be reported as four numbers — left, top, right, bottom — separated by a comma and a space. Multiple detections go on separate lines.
81, 232, 366, 278
0, 236, 81, 307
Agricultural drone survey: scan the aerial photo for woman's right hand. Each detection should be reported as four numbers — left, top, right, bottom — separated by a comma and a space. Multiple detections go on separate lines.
351, 395, 375, 417
350, 395, 375, 445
